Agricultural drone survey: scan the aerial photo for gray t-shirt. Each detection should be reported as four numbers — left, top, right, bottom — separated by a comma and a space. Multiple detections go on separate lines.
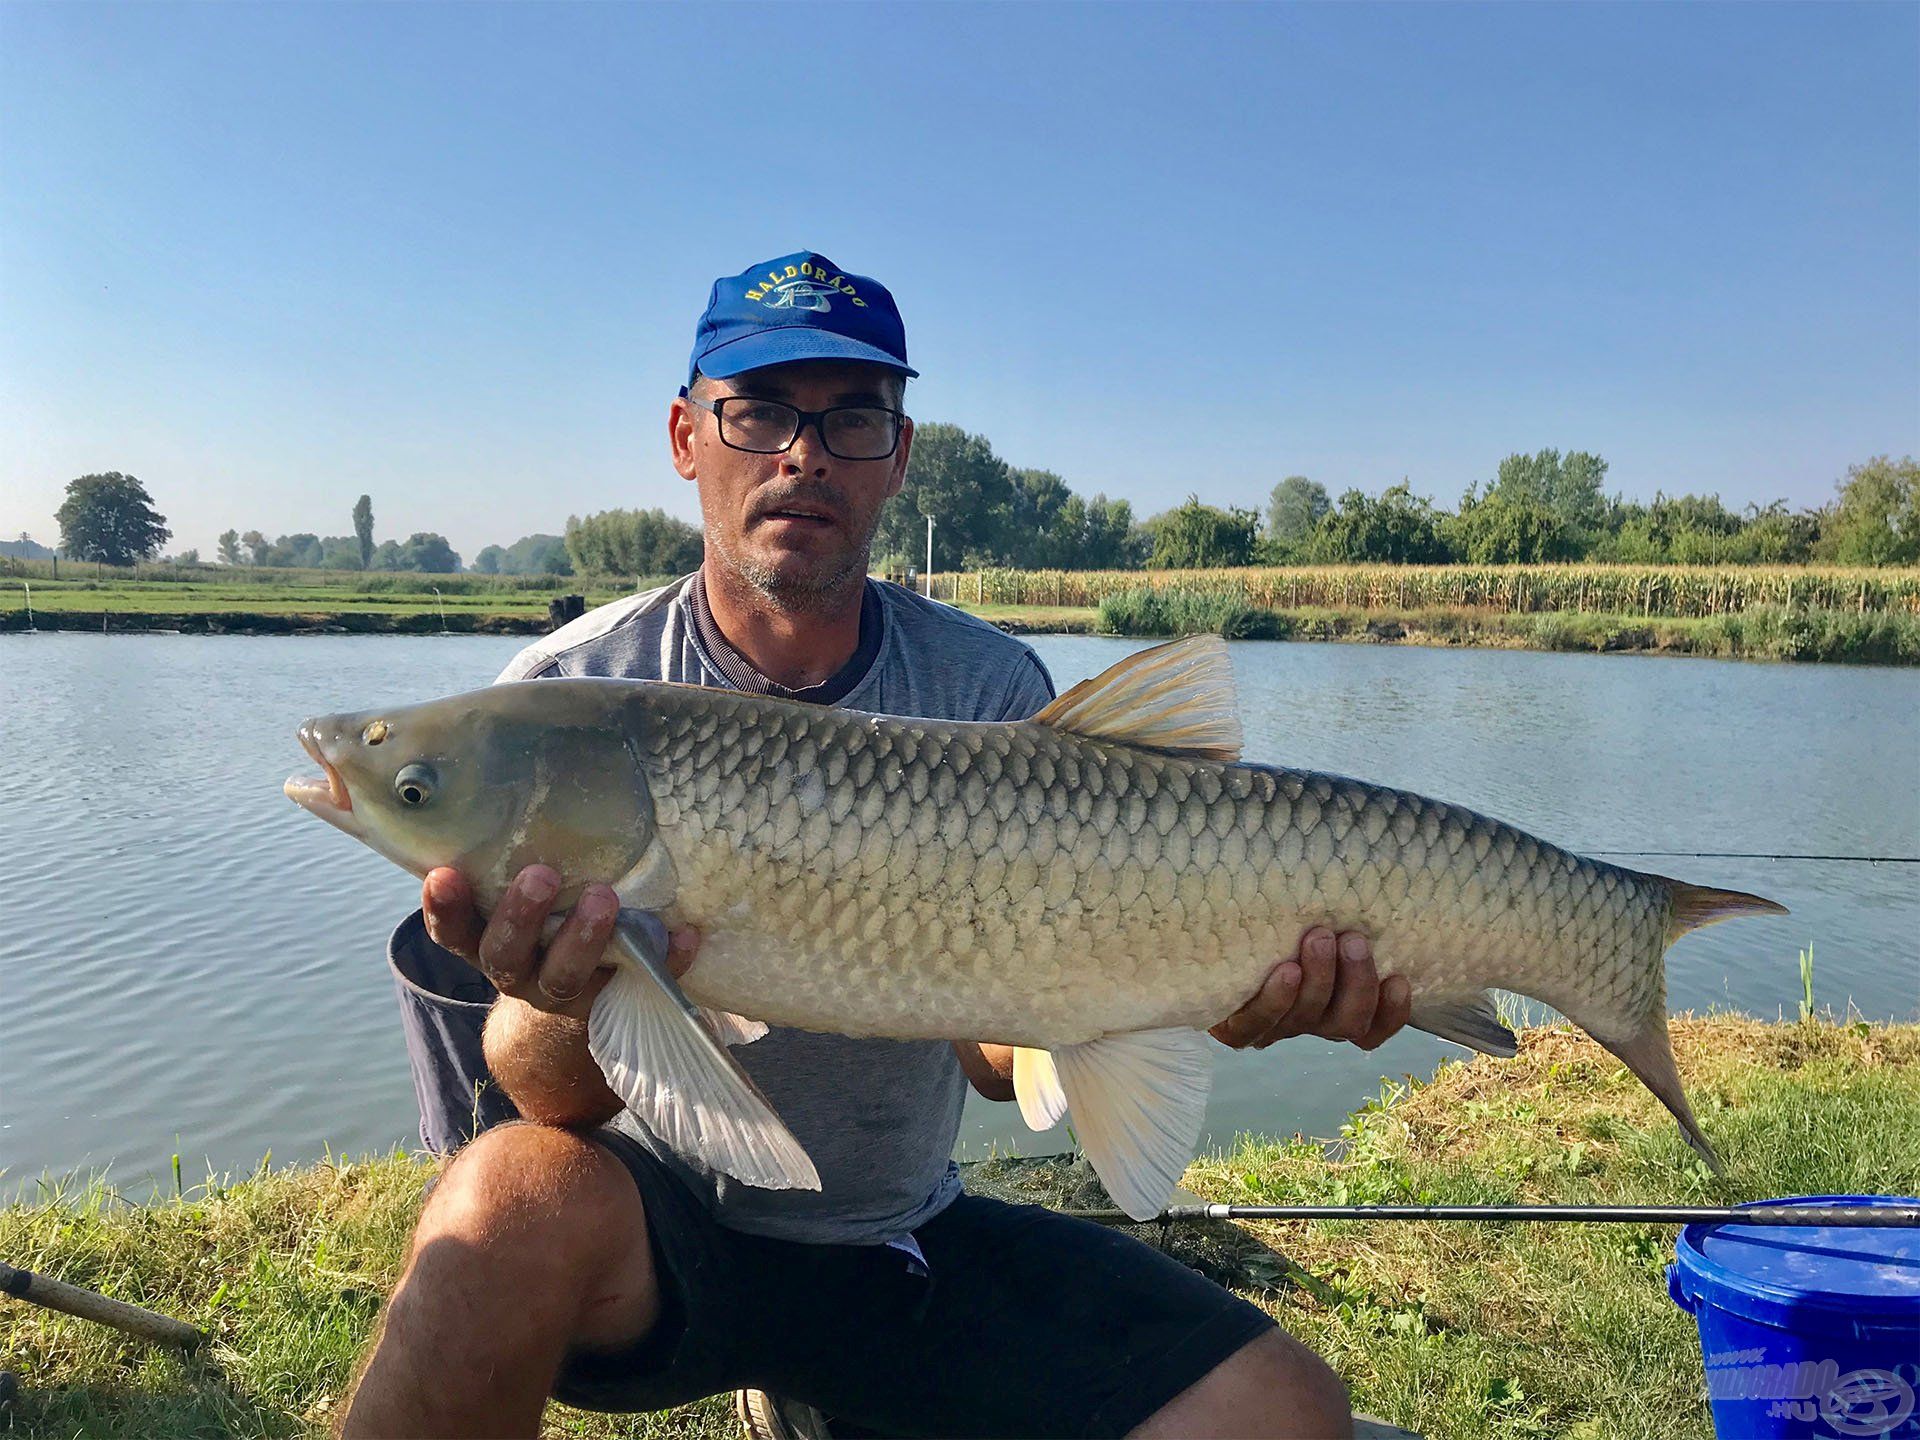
389, 574, 1055, 1244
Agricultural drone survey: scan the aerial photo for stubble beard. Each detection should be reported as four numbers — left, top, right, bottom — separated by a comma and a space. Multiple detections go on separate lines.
709, 515, 878, 617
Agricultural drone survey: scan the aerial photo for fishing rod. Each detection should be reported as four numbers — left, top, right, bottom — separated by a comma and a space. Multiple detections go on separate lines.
0, 1259, 205, 1351
1063, 1202, 1920, 1227
1586, 850, 1919, 864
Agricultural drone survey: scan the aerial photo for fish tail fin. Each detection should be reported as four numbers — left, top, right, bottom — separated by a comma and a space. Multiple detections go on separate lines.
1662, 878, 1788, 945
1597, 1018, 1725, 1175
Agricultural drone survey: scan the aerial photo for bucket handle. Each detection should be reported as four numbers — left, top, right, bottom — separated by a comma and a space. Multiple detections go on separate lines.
1666, 1263, 1698, 1315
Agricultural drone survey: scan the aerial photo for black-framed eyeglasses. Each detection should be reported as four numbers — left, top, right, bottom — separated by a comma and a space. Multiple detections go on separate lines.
684, 393, 907, 461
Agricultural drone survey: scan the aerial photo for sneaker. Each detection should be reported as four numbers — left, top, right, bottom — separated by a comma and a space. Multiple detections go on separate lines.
735, 1388, 835, 1440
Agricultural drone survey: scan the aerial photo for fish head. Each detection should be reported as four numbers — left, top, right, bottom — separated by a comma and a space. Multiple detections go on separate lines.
284, 681, 659, 906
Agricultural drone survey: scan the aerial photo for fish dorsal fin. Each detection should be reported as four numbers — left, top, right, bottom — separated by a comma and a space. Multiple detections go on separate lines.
1030, 635, 1242, 761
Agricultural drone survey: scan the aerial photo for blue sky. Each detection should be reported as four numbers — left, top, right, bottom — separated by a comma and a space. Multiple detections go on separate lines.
3, 2, 1915, 563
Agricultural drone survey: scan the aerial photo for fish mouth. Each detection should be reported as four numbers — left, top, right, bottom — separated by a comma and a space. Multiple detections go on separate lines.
285, 723, 354, 817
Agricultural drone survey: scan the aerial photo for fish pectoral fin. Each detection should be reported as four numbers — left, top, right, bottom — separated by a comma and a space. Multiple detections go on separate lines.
1052, 1028, 1214, 1222
1012, 1046, 1067, 1131
700, 1008, 770, 1047
587, 920, 819, 1193
1409, 992, 1518, 1057
1029, 634, 1242, 761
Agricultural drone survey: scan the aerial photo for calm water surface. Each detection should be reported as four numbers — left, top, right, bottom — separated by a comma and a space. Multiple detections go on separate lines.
1, 633, 1914, 1195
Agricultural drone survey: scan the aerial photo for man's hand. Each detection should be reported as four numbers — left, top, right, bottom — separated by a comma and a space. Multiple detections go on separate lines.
422, 864, 702, 1021
1209, 927, 1410, 1052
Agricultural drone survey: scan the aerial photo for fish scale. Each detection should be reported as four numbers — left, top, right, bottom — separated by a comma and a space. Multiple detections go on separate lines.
639, 682, 1667, 1051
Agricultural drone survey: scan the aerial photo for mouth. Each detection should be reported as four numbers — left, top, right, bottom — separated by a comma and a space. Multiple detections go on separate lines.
285, 723, 353, 815
754, 493, 842, 531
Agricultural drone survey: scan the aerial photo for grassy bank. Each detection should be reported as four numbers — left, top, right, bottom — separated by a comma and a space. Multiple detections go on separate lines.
3, 1013, 1914, 1439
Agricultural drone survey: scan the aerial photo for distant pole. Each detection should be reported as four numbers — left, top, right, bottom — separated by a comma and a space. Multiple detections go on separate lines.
925, 515, 934, 601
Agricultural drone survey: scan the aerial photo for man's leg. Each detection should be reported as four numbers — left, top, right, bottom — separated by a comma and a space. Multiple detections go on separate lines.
1129, 1328, 1353, 1439
340, 1122, 659, 1439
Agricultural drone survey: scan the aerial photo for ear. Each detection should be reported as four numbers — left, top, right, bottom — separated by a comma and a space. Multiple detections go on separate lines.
885, 415, 913, 500
669, 395, 699, 482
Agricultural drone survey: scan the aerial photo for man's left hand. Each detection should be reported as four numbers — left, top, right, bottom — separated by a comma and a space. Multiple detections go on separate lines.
1209, 928, 1411, 1052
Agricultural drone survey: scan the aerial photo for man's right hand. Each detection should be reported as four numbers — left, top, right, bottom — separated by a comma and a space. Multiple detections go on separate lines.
423, 865, 700, 1022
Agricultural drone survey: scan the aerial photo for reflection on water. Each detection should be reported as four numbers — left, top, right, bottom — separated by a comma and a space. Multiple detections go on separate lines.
1, 632, 1914, 1194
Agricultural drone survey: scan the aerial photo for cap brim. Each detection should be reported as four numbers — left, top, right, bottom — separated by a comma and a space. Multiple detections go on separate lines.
697, 327, 918, 381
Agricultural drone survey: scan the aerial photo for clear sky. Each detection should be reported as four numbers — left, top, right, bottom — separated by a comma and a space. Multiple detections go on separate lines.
3, 2, 1915, 563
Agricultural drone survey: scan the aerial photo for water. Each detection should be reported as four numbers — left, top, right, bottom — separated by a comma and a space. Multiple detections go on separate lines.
1, 632, 1914, 1197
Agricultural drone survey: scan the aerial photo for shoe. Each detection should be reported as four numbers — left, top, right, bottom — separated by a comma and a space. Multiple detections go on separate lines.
735, 1388, 835, 1440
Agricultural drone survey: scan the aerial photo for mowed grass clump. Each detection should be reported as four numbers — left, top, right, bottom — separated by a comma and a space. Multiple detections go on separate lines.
1186, 1014, 1920, 1440
3, 1015, 1914, 1438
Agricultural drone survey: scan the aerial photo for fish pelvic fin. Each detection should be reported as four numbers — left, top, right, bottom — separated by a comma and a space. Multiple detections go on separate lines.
1030, 635, 1243, 761
588, 919, 819, 1192
1599, 1020, 1726, 1175
1662, 878, 1789, 945
1048, 1028, 1215, 1222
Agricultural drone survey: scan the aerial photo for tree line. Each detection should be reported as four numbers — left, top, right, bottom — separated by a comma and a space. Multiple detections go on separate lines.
38, 447, 1920, 578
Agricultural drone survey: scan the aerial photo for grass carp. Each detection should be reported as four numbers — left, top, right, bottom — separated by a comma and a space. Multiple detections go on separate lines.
285, 636, 1784, 1218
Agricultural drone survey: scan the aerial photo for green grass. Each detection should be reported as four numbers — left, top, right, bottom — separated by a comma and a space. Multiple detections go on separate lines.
3, 1014, 1914, 1438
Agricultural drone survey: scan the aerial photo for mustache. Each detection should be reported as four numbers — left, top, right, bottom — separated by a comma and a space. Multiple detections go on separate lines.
749, 484, 850, 525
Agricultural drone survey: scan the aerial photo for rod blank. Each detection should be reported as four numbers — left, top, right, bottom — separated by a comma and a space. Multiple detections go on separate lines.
1151, 1202, 1920, 1227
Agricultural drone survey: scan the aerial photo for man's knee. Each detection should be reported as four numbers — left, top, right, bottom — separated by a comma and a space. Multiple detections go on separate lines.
409, 1122, 659, 1345
1132, 1326, 1352, 1439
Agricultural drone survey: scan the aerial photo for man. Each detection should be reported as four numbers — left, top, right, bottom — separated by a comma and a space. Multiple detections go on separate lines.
348, 251, 1412, 1439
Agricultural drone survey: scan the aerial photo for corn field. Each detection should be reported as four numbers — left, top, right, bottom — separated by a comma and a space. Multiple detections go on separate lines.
924, 565, 1920, 618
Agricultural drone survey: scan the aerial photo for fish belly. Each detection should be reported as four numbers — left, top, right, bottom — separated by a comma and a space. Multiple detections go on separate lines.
641, 695, 1672, 1049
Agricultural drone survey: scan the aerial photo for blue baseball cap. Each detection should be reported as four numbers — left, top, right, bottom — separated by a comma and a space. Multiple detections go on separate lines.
686, 251, 918, 386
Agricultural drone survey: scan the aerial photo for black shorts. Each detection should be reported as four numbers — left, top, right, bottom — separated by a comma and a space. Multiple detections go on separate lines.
552, 1127, 1276, 1439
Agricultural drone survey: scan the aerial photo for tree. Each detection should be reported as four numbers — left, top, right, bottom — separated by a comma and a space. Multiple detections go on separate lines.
242, 530, 271, 566
1266, 476, 1330, 548
320, 536, 363, 570
371, 539, 405, 570
352, 495, 375, 569
1147, 497, 1261, 569
399, 532, 461, 573
1817, 455, 1918, 565
176, 548, 200, 565
876, 423, 1018, 570
473, 545, 506, 575
266, 533, 323, 568
54, 472, 171, 567
1311, 483, 1447, 563
1443, 484, 1559, 564
217, 529, 241, 565
564, 511, 701, 576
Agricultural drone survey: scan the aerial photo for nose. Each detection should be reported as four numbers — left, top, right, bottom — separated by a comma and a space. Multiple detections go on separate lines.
782, 417, 833, 476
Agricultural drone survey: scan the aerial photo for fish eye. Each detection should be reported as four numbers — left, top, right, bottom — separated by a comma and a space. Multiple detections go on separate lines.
394, 763, 437, 807
364, 720, 390, 746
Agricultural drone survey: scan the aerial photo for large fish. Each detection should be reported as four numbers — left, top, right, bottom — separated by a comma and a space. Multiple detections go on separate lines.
286, 637, 1783, 1218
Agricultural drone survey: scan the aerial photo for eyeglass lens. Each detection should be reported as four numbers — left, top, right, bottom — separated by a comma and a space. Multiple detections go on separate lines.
718, 399, 899, 460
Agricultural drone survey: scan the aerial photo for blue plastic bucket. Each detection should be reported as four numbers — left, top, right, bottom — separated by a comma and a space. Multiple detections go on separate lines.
1668, 1195, 1920, 1439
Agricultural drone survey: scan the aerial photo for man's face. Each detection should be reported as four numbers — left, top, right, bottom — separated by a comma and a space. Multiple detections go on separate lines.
670, 359, 913, 612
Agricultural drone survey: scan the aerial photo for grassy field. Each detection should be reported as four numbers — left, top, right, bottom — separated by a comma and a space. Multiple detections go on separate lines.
3, 1012, 1914, 1439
